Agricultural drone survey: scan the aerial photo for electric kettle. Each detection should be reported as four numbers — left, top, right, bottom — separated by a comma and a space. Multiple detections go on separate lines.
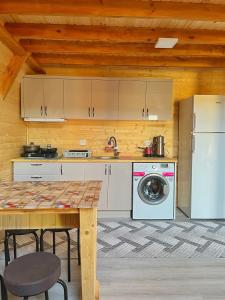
152, 136, 165, 157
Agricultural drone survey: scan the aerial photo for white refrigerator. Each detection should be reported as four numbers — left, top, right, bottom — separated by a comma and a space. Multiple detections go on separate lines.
178, 95, 225, 219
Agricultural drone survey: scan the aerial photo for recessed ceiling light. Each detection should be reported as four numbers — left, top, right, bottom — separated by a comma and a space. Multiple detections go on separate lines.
155, 38, 178, 49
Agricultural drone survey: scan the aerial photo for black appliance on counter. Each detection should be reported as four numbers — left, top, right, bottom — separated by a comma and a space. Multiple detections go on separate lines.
21, 142, 58, 159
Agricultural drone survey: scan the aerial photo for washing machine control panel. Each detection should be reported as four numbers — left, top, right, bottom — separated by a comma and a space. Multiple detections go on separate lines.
151, 163, 169, 170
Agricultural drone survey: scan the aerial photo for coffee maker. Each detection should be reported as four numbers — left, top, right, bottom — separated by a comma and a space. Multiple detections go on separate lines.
152, 136, 165, 157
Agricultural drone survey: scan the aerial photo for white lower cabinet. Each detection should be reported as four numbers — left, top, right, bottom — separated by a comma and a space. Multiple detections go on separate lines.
108, 163, 132, 210
61, 163, 85, 181
85, 163, 132, 211
13, 162, 61, 181
85, 163, 109, 210
13, 162, 132, 211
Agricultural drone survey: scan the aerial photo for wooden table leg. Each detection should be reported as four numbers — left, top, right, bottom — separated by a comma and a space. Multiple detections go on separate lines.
79, 208, 99, 300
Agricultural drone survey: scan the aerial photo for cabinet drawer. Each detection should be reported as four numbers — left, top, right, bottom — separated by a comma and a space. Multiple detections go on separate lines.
14, 175, 60, 181
14, 162, 61, 175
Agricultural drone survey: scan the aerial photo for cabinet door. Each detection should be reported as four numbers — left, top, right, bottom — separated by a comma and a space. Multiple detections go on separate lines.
85, 163, 108, 210
92, 79, 119, 120
108, 163, 132, 210
118, 80, 146, 120
61, 163, 85, 181
22, 78, 44, 118
64, 79, 92, 119
146, 81, 172, 120
44, 79, 64, 118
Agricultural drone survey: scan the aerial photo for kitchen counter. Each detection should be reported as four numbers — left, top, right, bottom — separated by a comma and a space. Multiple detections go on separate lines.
12, 156, 177, 163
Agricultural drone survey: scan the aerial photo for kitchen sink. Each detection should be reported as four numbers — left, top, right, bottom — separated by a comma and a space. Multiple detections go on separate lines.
93, 156, 119, 159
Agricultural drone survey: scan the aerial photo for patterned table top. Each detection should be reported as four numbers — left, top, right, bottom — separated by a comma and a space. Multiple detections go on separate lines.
0, 181, 102, 210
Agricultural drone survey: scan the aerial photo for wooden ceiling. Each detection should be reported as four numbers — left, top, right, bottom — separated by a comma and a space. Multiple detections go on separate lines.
1, 0, 225, 72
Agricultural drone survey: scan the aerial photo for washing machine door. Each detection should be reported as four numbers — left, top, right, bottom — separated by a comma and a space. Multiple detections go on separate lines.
138, 173, 169, 205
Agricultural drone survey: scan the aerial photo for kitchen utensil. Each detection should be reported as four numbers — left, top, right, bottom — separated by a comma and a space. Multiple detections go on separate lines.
152, 136, 165, 157
23, 142, 40, 153
138, 146, 153, 157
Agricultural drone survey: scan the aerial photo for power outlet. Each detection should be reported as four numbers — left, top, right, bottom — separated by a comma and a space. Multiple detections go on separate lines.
80, 139, 87, 146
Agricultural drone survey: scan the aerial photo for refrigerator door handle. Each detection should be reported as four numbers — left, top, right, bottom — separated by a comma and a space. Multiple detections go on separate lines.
192, 134, 195, 153
193, 113, 196, 131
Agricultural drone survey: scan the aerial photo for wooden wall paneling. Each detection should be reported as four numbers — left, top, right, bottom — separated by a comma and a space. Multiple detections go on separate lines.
1, 0, 225, 22
0, 54, 29, 100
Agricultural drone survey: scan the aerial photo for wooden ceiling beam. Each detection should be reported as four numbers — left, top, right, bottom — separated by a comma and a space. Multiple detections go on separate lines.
0, 54, 28, 100
6, 23, 225, 46
1, 0, 225, 22
33, 53, 225, 68
0, 23, 45, 73
20, 39, 225, 58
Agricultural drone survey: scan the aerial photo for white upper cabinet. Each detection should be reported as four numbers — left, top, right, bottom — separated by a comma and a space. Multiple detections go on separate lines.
64, 79, 92, 119
145, 80, 172, 121
92, 79, 119, 120
21, 77, 64, 120
21, 76, 172, 121
118, 80, 146, 120
43, 79, 64, 118
22, 78, 44, 118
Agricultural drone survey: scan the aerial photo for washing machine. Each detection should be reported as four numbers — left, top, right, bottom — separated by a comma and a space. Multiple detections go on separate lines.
132, 162, 175, 219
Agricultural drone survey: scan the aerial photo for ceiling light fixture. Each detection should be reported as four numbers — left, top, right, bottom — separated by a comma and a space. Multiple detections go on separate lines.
155, 38, 178, 49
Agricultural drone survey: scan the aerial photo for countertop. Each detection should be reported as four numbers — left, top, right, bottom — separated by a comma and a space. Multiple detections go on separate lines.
12, 156, 177, 163
0, 181, 101, 210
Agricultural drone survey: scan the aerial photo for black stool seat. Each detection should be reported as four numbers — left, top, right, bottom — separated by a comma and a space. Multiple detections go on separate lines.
4, 252, 60, 297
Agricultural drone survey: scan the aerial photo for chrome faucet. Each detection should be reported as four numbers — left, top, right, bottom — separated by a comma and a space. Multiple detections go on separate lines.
108, 136, 119, 157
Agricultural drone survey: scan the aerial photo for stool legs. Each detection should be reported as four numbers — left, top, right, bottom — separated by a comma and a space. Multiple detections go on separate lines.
65, 230, 71, 282
0, 275, 8, 300
4, 232, 10, 266
77, 228, 81, 266
57, 279, 68, 300
4, 230, 39, 266
45, 290, 49, 300
32, 231, 39, 252
40, 229, 73, 282
12, 234, 17, 259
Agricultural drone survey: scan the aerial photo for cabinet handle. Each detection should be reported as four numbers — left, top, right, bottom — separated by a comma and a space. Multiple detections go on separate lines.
45, 106, 47, 116
88, 107, 91, 117
146, 108, 149, 119
30, 176, 42, 179
105, 164, 107, 175
61, 165, 63, 175
193, 113, 196, 131
192, 135, 195, 153
109, 164, 112, 175
92, 107, 95, 117
142, 108, 145, 118
30, 163, 43, 166
41, 105, 43, 116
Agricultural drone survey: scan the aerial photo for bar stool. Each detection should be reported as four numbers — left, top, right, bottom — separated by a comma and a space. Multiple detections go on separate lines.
3, 252, 68, 300
4, 229, 39, 266
0, 274, 7, 300
40, 228, 80, 282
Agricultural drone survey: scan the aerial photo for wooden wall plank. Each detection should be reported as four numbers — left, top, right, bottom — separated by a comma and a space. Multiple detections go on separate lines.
1, 0, 225, 22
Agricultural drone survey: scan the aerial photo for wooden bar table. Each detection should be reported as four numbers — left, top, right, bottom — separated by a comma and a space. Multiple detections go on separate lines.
0, 180, 102, 300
